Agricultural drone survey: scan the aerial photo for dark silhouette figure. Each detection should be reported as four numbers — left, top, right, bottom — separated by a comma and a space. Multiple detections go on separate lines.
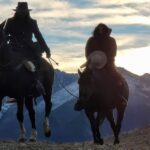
85, 23, 116, 68
74, 23, 129, 144
0, 24, 54, 142
0, 2, 50, 59
0, 2, 51, 93
75, 69, 129, 145
77, 23, 124, 109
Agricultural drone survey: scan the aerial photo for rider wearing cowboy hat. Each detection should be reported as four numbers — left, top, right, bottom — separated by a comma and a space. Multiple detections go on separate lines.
0, 2, 51, 60
0, 2, 51, 94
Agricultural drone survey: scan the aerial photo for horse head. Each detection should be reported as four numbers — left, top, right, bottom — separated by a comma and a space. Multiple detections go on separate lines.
74, 68, 94, 110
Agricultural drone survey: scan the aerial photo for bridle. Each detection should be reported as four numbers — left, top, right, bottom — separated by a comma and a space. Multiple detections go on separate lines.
48, 58, 79, 99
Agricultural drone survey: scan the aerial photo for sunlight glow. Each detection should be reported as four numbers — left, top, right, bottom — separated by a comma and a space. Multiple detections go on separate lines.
115, 46, 150, 75
44, 46, 150, 75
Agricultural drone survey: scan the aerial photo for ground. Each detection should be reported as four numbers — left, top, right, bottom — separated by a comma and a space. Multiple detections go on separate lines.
0, 125, 149, 150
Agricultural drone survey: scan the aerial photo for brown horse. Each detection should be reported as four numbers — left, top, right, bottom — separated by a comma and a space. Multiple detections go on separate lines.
75, 67, 129, 145
0, 30, 54, 142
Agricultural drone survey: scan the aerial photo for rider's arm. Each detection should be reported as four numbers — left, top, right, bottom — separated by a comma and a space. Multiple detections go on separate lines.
0, 20, 9, 42
0, 19, 12, 34
32, 20, 50, 57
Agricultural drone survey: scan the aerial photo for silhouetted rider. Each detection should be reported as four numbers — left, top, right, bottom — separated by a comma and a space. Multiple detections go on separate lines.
85, 23, 117, 69
75, 23, 126, 111
0, 2, 51, 94
0, 2, 50, 60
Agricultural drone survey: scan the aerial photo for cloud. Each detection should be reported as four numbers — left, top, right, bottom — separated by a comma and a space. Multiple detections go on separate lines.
95, 0, 150, 5
115, 34, 150, 50
0, 0, 150, 74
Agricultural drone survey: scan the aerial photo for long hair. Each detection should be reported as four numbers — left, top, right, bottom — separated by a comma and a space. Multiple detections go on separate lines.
93, 23, 112, 38
14, 11, 31, 22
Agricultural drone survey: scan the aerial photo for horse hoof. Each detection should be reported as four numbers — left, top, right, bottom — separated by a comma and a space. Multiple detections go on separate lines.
18, 138, 27, 143
44, 129, 51, 137
94, 139, 104, 145
114, 139, 120, 145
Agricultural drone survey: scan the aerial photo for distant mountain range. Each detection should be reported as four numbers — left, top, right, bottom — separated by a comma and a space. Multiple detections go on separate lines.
0, 68, 150, 143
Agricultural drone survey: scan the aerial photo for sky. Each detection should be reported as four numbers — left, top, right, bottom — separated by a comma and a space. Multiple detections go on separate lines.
0, 0, 150, 75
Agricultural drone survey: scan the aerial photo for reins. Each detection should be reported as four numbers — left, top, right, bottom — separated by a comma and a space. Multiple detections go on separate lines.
48, 58, 78, 99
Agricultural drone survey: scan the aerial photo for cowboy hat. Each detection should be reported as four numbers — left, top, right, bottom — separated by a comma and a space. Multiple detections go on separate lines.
80, 51, 107, 69
13, 2, 32, 12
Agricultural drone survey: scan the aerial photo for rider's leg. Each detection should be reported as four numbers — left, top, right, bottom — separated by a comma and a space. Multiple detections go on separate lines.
24, 60, 45, 95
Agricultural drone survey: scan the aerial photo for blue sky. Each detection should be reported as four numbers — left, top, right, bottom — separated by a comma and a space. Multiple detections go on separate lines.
0, 0, 150, 75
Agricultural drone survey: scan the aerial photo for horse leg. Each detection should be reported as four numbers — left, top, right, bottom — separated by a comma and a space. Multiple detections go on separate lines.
25, 96, 37, 142
106, 110, 117, 144
85, 110, 104, 145
43, 90, 52, 137
95, 112, 105, 145
114, 106, 126, 145
16, 98, 26, 142
85, 111, 97, 144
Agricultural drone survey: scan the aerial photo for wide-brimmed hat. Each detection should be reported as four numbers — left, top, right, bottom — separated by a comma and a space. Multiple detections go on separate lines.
13, 2, 32, 12
80, 51, 107, 69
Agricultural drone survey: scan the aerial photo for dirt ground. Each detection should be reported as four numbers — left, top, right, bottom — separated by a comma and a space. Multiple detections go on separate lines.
0, 125, 150, 150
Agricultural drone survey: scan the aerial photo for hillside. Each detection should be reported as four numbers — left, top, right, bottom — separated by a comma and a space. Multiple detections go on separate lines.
0, 125, 149, 150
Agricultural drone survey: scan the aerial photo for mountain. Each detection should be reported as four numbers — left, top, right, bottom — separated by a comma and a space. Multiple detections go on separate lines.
0, 125, 150, 150
52, 69, 78, 93
0, 68, 150, 143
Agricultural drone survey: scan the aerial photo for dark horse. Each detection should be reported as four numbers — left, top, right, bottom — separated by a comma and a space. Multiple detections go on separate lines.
0, 30, 54, 141
75, 66, 129, 145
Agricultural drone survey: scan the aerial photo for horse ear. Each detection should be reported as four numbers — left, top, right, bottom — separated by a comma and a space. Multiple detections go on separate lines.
78, 69, 82, 76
